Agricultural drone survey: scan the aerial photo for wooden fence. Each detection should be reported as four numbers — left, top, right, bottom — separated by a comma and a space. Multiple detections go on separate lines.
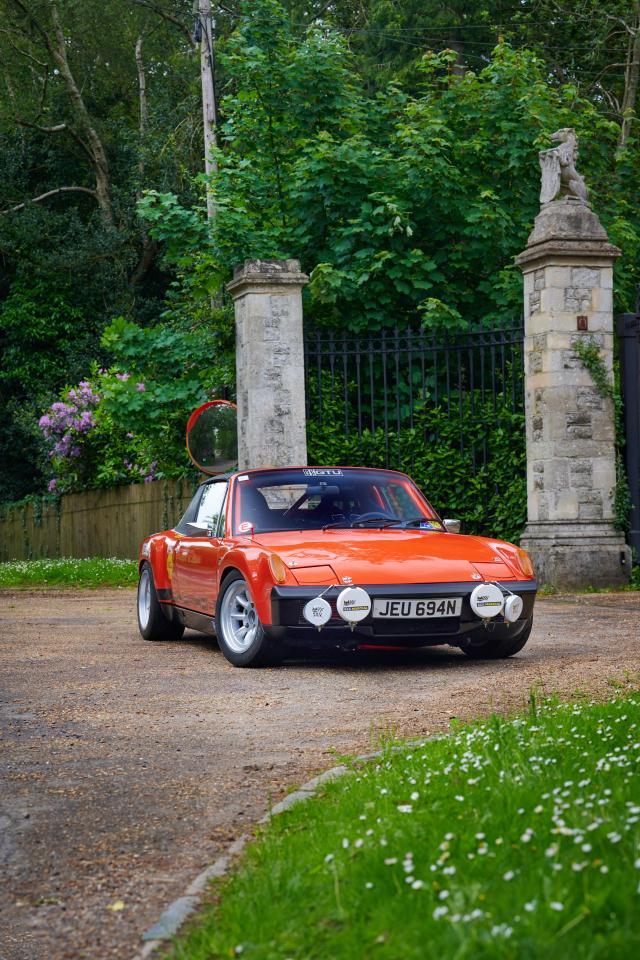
0, 478, 195, 561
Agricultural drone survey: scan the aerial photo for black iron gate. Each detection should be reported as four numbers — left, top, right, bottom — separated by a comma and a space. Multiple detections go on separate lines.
617, 299, 640, 559
303, 324, 525, 473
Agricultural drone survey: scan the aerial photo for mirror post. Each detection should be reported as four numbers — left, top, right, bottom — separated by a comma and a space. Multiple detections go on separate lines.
227, 259, 309, 470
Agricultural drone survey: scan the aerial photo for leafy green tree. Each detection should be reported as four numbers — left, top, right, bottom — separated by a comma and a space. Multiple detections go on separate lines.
142, 4, 640, 333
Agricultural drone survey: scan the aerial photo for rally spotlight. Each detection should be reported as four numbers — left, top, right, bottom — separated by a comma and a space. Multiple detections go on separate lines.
503, 593, 524, 623
469, 583, 505, 620
302, 597, 332, 630
336, 586, 372, 631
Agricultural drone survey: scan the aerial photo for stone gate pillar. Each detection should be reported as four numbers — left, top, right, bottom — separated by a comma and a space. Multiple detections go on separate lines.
227, 258, 309, 470
516, 198, 630, 588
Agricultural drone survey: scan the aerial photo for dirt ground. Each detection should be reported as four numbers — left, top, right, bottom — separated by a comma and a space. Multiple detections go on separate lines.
1, 588, 639, 960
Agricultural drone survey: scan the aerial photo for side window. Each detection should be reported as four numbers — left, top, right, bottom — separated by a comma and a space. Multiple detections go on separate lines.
196, 482, 227, 533
174, 487, 202, 534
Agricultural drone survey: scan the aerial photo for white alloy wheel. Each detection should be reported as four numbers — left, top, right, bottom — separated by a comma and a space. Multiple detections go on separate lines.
136, 561, 184, 642
215, 574, 281, 667
219, 579, 260, 654
138, 566, 152, 630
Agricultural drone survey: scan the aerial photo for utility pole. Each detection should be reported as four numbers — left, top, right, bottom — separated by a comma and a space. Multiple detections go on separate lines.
196, 0, 218, 222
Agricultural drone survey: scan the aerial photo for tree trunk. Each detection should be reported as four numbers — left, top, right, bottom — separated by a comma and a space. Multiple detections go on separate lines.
619, 6, 640, 150
135, 36, 149, 138
48, 1, 113, 223
199, 0, 218, 223
131, 34, 156, 286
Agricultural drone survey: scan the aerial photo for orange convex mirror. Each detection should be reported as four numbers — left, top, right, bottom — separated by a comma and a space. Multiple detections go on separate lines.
185, 400, 238, 475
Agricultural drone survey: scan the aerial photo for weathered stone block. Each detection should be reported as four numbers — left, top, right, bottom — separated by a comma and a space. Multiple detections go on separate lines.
572, 332, 605, 350
553, 489, 580, 520
533, 462, 544, 490
564, 287, 592, 312
576, 386, 604, 411
571, 267, 600, 287
547, 460, 569, 490
545, 355, 584, 379
592, 457, 616, 493
561, 348, 582, 370
589, 408, 616, 443
540, 286, 567, 312
529, 349, 543, 374
534, 268, 546, 290
543, 266, 572, 288
590, 287, 613, 314
578, 494, 603, 521
585, 315, 615, 337
565, 410, 593, 440
523, 272, 535, 297
524, 368, 553, 390
536, 493, 551, 521
569, 459, 593, 489
532, 415, 544, 441
599, 269, 613, 289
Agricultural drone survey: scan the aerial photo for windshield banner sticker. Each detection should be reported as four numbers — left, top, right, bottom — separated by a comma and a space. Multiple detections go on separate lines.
302, 468, 344, 477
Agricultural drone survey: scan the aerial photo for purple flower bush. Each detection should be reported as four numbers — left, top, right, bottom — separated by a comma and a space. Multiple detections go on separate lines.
39, 381, 99, 467
39, 373, 164, 494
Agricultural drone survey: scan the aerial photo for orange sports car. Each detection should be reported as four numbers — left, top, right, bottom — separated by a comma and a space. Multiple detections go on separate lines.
137, 466, 536, 667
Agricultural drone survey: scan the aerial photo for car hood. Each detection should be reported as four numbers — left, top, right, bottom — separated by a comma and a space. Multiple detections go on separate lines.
251, 530, 518, 584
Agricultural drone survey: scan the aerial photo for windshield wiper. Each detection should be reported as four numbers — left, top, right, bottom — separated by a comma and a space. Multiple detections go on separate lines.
352, 517, 401, 528
321, 520, 351, 530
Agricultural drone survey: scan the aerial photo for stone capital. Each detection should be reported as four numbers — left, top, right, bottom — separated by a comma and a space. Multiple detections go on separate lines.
227, 259, 309, 299
516, 198, 620, 274
516, 239, 621, 273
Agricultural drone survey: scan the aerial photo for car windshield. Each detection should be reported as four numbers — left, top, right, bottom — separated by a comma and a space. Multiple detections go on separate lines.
232, 467, 442, 535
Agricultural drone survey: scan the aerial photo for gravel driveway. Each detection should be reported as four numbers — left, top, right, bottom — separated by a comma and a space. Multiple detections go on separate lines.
1, 587, 639, 960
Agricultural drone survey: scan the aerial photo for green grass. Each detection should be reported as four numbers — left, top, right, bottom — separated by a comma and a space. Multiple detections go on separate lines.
0, 557, 138, 588
168, 695, 640, 960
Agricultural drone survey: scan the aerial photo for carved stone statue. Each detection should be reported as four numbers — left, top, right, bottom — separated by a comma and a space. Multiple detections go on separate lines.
538, 128, 589, 205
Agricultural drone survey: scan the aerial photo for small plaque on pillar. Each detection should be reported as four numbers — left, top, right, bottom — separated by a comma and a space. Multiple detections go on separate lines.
577, 315, 588, 331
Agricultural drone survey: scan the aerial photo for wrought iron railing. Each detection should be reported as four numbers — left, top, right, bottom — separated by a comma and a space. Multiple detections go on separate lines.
304, 324, 525, 472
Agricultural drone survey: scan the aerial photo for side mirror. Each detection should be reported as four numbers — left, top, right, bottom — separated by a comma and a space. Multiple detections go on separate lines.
443, 518, 461, 534
186, 521, 214, 536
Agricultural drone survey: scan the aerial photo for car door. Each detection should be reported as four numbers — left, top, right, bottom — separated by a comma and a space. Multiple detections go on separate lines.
172, 480, 228, 613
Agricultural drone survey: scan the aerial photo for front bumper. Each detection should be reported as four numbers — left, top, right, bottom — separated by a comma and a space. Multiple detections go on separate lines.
268, 580, 537, 647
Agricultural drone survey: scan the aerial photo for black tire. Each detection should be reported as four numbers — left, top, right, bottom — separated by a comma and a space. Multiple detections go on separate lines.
137, 562, 184, 642
461, 618, 533, 660
215, 573, 281, 667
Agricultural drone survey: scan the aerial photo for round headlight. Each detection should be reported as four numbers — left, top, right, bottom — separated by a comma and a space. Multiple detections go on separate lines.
268, 553, 287, 584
